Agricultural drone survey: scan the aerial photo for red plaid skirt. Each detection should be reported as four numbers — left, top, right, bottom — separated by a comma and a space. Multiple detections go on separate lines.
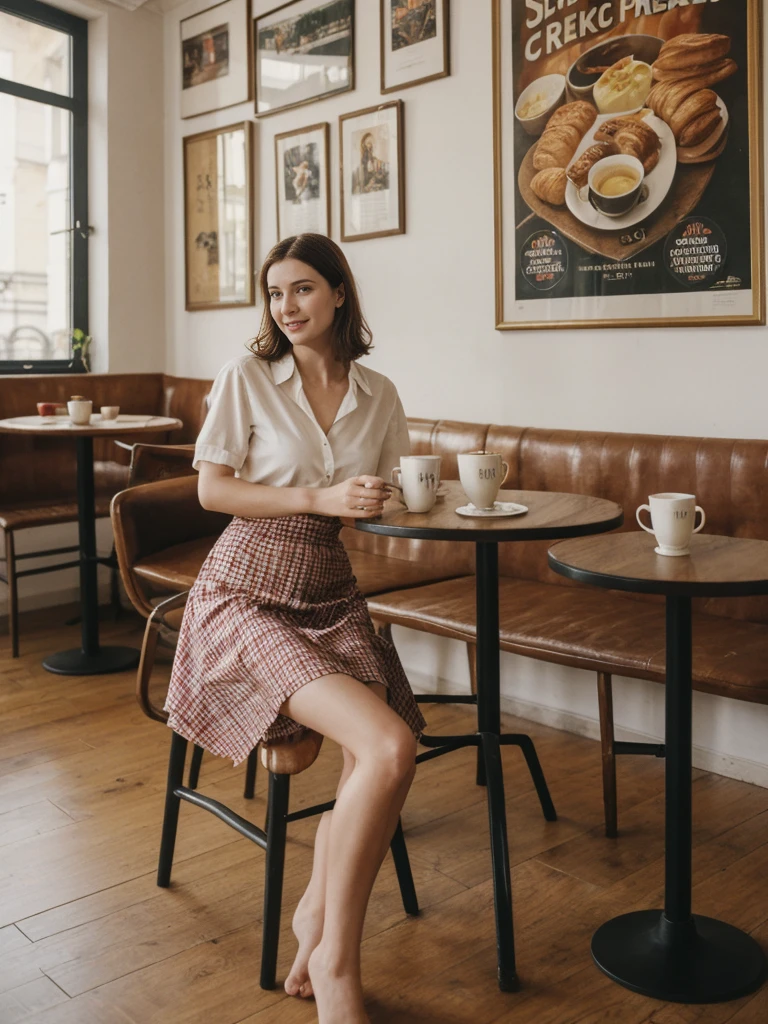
164, 514, 426, 764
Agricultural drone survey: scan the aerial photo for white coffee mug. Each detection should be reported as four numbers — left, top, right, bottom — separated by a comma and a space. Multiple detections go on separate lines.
458, 451, 510, 510
67, 399, 93, 426
391, 455, 441, 513
100, 405, 120, 420
636, 492, 706, 556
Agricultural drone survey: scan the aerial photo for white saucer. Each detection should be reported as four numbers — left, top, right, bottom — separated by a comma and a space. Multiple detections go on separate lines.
654, 546, 690, 557
455, 502, 529, 518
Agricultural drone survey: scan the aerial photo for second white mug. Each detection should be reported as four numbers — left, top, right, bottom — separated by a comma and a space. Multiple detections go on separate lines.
458, 451, 510, 510
391, 455, 441, 513
636, 492, 706, 556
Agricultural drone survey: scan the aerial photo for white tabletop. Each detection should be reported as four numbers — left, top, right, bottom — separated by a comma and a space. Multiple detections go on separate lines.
0, 414, 182, 437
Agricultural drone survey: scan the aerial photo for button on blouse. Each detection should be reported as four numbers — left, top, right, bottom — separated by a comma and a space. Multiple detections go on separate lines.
194, 352, 410, 486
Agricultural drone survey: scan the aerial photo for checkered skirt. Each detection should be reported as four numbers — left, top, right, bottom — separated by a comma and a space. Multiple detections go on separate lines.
164, 514, 426, 764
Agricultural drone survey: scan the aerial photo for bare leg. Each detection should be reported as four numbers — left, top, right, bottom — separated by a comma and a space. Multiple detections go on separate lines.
280, 674, 417, 1024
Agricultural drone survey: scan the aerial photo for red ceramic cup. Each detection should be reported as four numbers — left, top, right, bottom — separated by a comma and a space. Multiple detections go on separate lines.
37, 402, 57, 417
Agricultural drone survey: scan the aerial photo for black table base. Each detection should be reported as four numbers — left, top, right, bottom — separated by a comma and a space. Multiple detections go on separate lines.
43, 646, 140, 676
592, 910, 767, 1003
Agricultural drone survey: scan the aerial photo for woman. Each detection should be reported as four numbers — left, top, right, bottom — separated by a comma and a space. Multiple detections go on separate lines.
165, 233, 425, 1024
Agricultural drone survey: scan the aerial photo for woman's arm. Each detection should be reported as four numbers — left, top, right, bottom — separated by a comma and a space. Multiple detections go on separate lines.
198, 462, 390, 520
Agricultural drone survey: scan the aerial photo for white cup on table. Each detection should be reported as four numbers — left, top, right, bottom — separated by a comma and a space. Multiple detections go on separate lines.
391, 455, 441, 513
458, 451, 510, 510
67, 398, 92, 426
636, 492, 706, 556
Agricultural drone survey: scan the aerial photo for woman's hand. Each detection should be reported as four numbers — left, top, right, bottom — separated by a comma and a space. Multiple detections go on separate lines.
313, 476, 392, 519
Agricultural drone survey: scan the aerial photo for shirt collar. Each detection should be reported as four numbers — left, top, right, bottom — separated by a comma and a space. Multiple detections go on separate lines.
270, 352, 372, 397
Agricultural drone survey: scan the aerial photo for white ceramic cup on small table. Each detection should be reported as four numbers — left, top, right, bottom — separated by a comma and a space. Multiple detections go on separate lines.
391, 455, 441, 513
458, 451, 510, 510
67, 399, 93, 426
100, 405, 120, 420
636, 492, 706, 556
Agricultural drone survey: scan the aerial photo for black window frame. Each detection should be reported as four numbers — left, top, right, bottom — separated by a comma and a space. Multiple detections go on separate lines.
0, 0, 88, 374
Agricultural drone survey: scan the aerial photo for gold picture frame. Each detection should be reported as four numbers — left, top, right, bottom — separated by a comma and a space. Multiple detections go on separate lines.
380, 0, 450, 95
339, 99, 405, 242
180, 0, 253, 119
493, 0, 765, 331
183, 121, 255, 312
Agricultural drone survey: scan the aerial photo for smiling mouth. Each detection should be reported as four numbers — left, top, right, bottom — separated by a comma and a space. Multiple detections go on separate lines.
284, 320, 308, 329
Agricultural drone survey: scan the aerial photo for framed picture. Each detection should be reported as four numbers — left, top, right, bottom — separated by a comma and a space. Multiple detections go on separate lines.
183, 121, 254, 311
380, 0, 449, 94
275, 122, 331, 240
180, 0, 252, 119
340, 100, 405, 242
254, 0, 354, 118
493, 0, 765, 331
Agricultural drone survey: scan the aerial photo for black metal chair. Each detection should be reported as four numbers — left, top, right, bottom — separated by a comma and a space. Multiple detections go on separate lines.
144, 592, 420, 989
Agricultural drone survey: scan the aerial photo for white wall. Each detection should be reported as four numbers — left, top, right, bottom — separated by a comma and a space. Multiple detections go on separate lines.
160, 0, 768, 788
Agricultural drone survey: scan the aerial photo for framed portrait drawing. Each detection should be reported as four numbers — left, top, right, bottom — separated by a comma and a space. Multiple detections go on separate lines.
493, 0, 765, 331
254, 0, 354, 118
180, 0, 252, 119
275, 123, 331, 240
340, 100, 405, 242
183, 121, 254, 311
380, 0, 450, 94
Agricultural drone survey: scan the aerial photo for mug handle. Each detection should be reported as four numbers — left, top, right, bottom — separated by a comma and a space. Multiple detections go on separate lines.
693, 506, 706, 534
636, 505, 654, 534
500, 460, 510, 487
391, 467, 401, 487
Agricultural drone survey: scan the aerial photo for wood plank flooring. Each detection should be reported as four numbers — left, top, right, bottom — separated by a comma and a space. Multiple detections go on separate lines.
0, 607, 766, 1023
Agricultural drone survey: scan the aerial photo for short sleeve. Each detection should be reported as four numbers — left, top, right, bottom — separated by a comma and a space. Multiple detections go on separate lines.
193, 361, 252, 472
375, 389, 411, 479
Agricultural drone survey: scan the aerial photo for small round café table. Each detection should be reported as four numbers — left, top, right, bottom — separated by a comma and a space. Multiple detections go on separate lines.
548, 531, 768, 1004
357, 481, 623, 991
0, 413, 182, 676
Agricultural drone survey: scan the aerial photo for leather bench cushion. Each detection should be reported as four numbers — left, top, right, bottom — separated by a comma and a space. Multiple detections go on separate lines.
367, 577, 768, 705
0, 460, 129, 531
132, 542, 469, 599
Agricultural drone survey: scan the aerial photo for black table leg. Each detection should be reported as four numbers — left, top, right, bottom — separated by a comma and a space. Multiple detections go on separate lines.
43, 437, 140, 676
591, 595, 766, 1003
476, 542, 519, 992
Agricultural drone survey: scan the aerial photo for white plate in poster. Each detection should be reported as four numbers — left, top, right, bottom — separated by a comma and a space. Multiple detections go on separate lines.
455, 502, 529, 518
564, 110, 681, 232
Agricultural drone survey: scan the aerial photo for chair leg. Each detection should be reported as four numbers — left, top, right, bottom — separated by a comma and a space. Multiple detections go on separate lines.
108, 544, 122, 619
597, 671, 618, 839
244, 747, 258, 799
390, 817, 419, 916
188, 744, 204, 789
260, 772, 290, 990
376, 621, 393, 642
5, 531, 19, 658
157, 731, 188, 887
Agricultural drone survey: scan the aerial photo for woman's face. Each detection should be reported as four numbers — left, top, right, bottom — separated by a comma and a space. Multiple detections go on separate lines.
267, 258, 344, 352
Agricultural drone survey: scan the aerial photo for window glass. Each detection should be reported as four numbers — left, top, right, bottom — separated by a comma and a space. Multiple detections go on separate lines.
0, 12, 71, 97
0, 93, 72, 361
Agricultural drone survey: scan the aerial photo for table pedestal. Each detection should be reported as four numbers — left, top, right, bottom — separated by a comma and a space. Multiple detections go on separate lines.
43, 436, 139, 677
417, 542, 557, 992
591, 596, 767, 1002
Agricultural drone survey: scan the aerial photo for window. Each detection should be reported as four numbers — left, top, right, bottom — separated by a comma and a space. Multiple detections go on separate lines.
0, 0, 87, 373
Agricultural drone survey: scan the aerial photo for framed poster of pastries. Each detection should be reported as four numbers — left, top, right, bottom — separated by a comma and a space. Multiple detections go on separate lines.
340, 100, 405, 242
183, 121, 254, 311
180, 0, 252, 118
275, 122, 331, 240
380, 0, 450, 94
254, 0, 354, 117
494, 0, 765, 331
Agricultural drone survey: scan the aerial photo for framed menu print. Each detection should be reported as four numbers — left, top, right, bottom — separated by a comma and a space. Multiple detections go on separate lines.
183, 122, 254, 311
275, 122, 331, 240
254, 0, 354, 117
180, 0, 252, 119
380, 0, 450, 94
340, 100, 405, 242
493, 0, 765, 331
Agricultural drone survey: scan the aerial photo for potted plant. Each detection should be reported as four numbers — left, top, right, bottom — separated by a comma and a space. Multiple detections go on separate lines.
70, 328, 92, 372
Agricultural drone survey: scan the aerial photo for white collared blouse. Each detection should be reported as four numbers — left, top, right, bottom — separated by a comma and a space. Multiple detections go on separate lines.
194, 352, 410, 487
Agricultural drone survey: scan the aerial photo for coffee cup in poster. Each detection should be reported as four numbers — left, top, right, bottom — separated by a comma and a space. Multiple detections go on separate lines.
578, 155, 647, 218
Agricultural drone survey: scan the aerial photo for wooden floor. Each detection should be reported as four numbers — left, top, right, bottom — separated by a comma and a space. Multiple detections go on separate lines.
0, 608, 767, 1024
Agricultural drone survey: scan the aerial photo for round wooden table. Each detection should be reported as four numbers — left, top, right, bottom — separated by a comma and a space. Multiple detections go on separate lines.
357, 481, 623, 991
548, 531, 768, 1004
0, 414, 182, 675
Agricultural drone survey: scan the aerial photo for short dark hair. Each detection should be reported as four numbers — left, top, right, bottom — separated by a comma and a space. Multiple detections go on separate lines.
249, 233, 373, 365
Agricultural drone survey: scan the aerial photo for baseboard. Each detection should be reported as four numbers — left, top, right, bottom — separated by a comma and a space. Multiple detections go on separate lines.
406, 667, 768, 791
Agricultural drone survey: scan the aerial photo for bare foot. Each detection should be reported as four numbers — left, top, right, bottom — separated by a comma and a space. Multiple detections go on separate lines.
308, 944, 369, 1024
284, 898, 323, 998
